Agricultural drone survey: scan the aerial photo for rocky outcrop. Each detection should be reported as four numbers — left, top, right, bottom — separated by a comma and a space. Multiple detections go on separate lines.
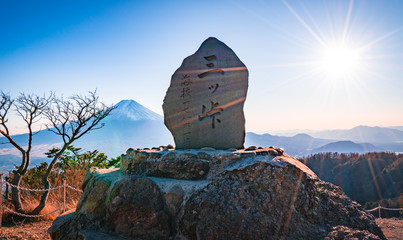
49, 147, 385, 240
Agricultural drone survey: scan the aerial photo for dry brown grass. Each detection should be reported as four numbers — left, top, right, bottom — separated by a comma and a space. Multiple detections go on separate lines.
3, 168, 87, 222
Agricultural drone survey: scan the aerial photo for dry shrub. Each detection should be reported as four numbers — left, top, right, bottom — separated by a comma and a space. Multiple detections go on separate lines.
4, 168, 87, 222
21, 199, 61, 221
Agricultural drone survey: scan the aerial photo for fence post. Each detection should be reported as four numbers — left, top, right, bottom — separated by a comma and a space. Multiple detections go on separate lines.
63, 180, 66, 213
1, 175, 3, 228
5, 177, 8, 200
378, 203, 381, 219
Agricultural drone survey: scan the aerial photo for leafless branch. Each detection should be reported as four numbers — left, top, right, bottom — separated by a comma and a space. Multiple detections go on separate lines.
15, 92, 54, 155
0, 91, 14, 137
44, 90, 115, 143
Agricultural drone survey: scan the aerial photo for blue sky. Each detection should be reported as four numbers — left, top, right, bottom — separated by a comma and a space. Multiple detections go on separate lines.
1, 0, 402, 133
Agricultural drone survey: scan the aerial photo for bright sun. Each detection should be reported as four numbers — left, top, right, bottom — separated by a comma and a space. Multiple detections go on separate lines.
320, 45, 359, 77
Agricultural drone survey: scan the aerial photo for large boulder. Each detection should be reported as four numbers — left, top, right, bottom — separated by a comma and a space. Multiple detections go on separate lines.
49, 148, 385, 240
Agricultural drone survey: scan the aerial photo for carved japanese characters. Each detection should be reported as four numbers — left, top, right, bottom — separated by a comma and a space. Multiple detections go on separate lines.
162, 37, 248, 149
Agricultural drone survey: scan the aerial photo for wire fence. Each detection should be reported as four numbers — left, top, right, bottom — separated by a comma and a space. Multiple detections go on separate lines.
5, 181, 65, 192
0, 175, 402, 227
366, 204, 403, 218
2, 205, 64, 218
367, 206, 403, 212
0, 175, 83, 228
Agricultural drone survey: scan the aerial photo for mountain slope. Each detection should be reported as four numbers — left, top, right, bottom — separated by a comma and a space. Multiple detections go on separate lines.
310, 141, 383, 154
109, 99, 163, 121
245, 132, 334, 156
300, 152, 403, 208
309, 126, 403, 143
388, 126, 403, 131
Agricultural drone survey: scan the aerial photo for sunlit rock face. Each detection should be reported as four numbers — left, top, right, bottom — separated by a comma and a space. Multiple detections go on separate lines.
49, 147, 386, 240
162, 37, 248, 149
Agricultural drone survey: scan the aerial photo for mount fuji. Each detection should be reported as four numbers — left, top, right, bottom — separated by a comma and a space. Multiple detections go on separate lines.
108, 100, 163, 121
73, 99, 173, 157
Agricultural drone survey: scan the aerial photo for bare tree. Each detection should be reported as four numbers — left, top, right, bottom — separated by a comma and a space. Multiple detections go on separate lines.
32, 91, 114, 214
0, 91, 53, 213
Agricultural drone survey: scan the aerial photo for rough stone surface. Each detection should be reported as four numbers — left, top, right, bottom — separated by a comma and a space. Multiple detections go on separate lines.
325, 226, 382, 240
48, 211, 132, 240
120, 147, 284, 179
164, 185, 184, 217
50, 169, 171, 240
76, 168, 121, 220
142, 158, 210, 180
162, 37, 248, 149
106, 176, 171, 239
178, 162, 384, 240
50, 148, 385, 240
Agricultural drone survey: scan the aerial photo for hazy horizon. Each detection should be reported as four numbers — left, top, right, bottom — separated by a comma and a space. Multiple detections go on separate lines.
3, 98, 402, 136
1, 1, 403, 133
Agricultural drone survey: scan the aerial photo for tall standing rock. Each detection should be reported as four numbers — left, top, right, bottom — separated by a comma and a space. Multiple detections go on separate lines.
163, 37, 248, 149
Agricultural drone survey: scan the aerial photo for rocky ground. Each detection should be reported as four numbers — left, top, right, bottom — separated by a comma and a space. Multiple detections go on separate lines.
376, 218, 403, 240
0, 220, 52, 240
0, 218, 402, 239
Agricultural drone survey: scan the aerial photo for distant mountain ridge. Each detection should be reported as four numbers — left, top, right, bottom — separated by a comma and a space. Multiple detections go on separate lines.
389, 126, 403, 131
252, 125, 403, 154
244, 132, 334, 156
1, 99, 402, 173
309, 125, 403, 143
262, 126, 403, 143
310, 141, 383, 154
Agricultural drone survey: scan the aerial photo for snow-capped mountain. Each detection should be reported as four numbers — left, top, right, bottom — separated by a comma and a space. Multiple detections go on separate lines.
109, 100, 163, 121
74, 99, 173, 157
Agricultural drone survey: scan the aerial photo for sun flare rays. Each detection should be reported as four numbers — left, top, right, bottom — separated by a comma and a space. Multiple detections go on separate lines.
276, 0, 403, 205
277, 0, 403, 91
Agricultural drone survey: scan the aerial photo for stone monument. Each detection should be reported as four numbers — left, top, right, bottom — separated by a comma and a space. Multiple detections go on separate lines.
163, 37, 248, 149
48, 38, 386, 240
